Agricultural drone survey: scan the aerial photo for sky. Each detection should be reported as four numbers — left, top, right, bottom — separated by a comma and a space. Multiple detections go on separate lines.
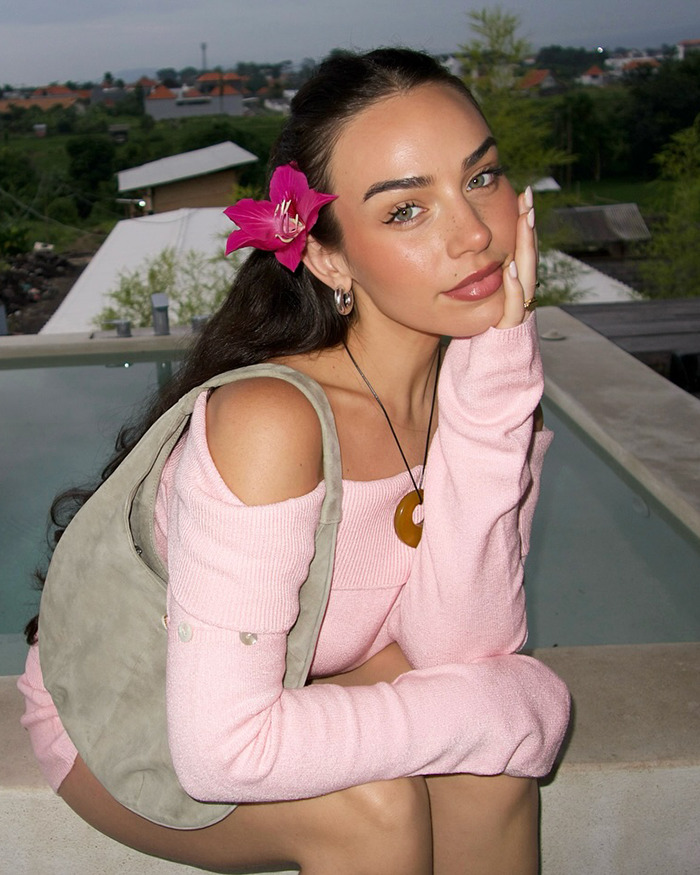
1, 0, 698, 87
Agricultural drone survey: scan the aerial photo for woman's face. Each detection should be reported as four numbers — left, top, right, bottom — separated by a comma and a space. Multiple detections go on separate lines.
327, 83, 519, 339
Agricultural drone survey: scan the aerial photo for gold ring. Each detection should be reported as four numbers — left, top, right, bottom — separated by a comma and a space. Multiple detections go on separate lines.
523, 297, 538, 311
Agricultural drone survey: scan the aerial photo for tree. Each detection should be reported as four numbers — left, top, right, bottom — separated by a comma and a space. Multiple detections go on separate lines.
458, 6, 569, 188
156, 68, 180, 87
622, 53, 700, 177
95, 246, 239, 329
66, 134, 116, 217
640, 116, 700, 298
459, 6, 530, 95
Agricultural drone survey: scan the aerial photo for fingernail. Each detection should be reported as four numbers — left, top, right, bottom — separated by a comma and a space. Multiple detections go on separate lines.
508, 260, 518, 279
527, 207, 536, 229
524, 186, 534, 209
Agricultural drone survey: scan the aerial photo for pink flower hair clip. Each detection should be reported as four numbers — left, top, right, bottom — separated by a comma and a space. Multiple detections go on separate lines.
224, 163, 337, 272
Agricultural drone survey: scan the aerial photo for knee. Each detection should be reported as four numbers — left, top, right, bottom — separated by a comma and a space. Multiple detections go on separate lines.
344, 777, 431, 840
309, 777, 432, 874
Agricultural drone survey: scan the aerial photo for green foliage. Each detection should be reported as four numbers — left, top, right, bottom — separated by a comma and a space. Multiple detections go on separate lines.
94, 246, 239, 329
66, 134, 117, 217
639, 116, 700, 298
535, 46, 607, 82
0, 148, 38, 199
45, 195, 80, 225
458, 6, 570, 189
625, 53, 700, 177
536, 251, 584, 306
459, 6, 531, 92
548, 87, 634, 183
0, 224, 30, 256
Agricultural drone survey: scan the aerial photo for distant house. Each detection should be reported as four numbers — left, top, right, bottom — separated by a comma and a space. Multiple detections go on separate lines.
622, 58, 661, 74
145, 81, 244, 120
196, 71, 247, 94
117, 141, 258, 214
517, 68, 558, 94
677, 39, 700, 60
578, 65, 606, 86
0, 95, 83, 113
550, 203, 651, 257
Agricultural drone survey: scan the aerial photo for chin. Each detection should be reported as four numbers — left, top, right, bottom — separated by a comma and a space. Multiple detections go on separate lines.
447, 288, 506, 338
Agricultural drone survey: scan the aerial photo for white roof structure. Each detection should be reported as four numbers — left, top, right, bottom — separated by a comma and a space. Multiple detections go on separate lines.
118, 141, 258, 192
541, 251, 641, 305
532, 176, 562, 192
41, 207, 235, 334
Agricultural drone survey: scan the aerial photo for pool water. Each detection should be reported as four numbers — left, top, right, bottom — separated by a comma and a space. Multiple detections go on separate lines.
1, 354, 699, 674
525, 402, 700, 647
0, 353, 179, 673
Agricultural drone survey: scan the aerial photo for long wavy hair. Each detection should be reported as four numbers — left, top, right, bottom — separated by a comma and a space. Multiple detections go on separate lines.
25, 48, 480, 644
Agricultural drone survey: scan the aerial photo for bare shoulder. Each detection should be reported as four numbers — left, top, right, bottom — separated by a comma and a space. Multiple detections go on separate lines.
206, 376, 323, 505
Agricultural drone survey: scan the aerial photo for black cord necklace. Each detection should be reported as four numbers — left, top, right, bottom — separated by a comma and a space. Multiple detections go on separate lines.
344, 342, 441, 548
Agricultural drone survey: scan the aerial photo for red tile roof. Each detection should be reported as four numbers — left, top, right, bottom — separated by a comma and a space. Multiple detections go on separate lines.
147, 84, 177, 100
518, 69, 552, 89
622, 58, 660, 71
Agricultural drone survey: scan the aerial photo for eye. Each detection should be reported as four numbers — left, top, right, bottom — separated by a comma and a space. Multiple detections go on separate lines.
466, 166, 504, 191
384, 202, 422, 224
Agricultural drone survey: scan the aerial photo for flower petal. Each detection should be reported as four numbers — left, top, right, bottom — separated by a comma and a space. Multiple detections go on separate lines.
275, 234, 306, 271
269, 164, 309, 204
297, 189, 337, 228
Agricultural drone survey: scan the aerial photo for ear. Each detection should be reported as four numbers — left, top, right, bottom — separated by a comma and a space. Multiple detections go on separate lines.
303, 235, 351, 291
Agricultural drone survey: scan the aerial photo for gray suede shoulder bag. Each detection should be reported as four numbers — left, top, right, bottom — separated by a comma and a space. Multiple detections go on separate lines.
39, 363, 342, 829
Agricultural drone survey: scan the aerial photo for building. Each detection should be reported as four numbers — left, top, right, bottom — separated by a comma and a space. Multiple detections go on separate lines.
517, 68, 559, 94
145, 83, 244, 121
577, 65, 606, 86
117, 141, 258, 215
677, 38, 700, 60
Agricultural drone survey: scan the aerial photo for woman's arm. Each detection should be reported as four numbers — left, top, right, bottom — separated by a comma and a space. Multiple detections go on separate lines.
389, 316, 552, 667
388, 191, 554, 667
164, 383, 568, 804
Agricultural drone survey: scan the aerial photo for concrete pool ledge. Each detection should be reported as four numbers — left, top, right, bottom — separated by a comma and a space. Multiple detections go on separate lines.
2, 642, 698, 874
0, 327, 192, 362
2, 310, 699, 873
537, 307, 700, 541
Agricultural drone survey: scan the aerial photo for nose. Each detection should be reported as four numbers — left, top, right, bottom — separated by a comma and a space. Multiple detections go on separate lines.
444, 198, 491, 259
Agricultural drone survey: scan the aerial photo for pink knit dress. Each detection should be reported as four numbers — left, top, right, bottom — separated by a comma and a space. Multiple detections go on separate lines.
19, 317, 569, 802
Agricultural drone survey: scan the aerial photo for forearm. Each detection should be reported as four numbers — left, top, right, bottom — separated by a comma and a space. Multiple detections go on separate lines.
391, 317, 550, 667
166, 598, 569, 803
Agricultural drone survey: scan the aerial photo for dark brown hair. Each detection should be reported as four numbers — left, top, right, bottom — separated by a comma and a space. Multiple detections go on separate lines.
26, 48, 480, 643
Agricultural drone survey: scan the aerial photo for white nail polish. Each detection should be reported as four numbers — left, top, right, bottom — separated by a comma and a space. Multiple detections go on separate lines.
527, 207, 536, 229
524, 186, 534, 209
508, 260, 518, 279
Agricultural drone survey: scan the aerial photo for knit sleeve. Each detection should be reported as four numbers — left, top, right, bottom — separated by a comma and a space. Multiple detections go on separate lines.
388, 315, 567, 705
164, 385, 568, 805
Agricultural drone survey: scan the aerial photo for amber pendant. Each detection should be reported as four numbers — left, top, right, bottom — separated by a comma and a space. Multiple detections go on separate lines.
394, 489, 424, 548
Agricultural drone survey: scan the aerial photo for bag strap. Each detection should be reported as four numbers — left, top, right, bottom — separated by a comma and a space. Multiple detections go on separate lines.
126, 362, 343, 687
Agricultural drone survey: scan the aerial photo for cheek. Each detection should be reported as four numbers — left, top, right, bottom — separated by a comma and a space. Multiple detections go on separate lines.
496, 186, 520, 248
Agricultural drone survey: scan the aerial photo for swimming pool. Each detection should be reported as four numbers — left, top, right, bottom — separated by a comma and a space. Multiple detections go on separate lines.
1, 344, 699, 674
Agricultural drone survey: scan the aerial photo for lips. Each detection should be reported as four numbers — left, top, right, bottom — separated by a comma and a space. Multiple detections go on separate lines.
443, 262, 504, 301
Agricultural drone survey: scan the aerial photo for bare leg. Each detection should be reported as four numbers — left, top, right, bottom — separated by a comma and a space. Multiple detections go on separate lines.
426, 773, 539, 875
319, 644, 540, 874
58, 756, 433, 875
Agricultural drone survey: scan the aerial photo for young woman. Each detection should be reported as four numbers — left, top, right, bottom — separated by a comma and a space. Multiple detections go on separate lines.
19, 49, 569, 874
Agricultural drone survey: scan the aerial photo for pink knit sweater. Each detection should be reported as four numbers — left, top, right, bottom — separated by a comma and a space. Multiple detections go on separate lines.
19, 316, 569, 802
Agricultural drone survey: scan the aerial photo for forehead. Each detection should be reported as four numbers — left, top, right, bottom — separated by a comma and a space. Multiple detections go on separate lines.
329, 84, 492, 190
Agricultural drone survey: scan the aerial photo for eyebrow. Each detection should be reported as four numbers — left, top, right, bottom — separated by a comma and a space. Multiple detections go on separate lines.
362, 136, 498, 202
